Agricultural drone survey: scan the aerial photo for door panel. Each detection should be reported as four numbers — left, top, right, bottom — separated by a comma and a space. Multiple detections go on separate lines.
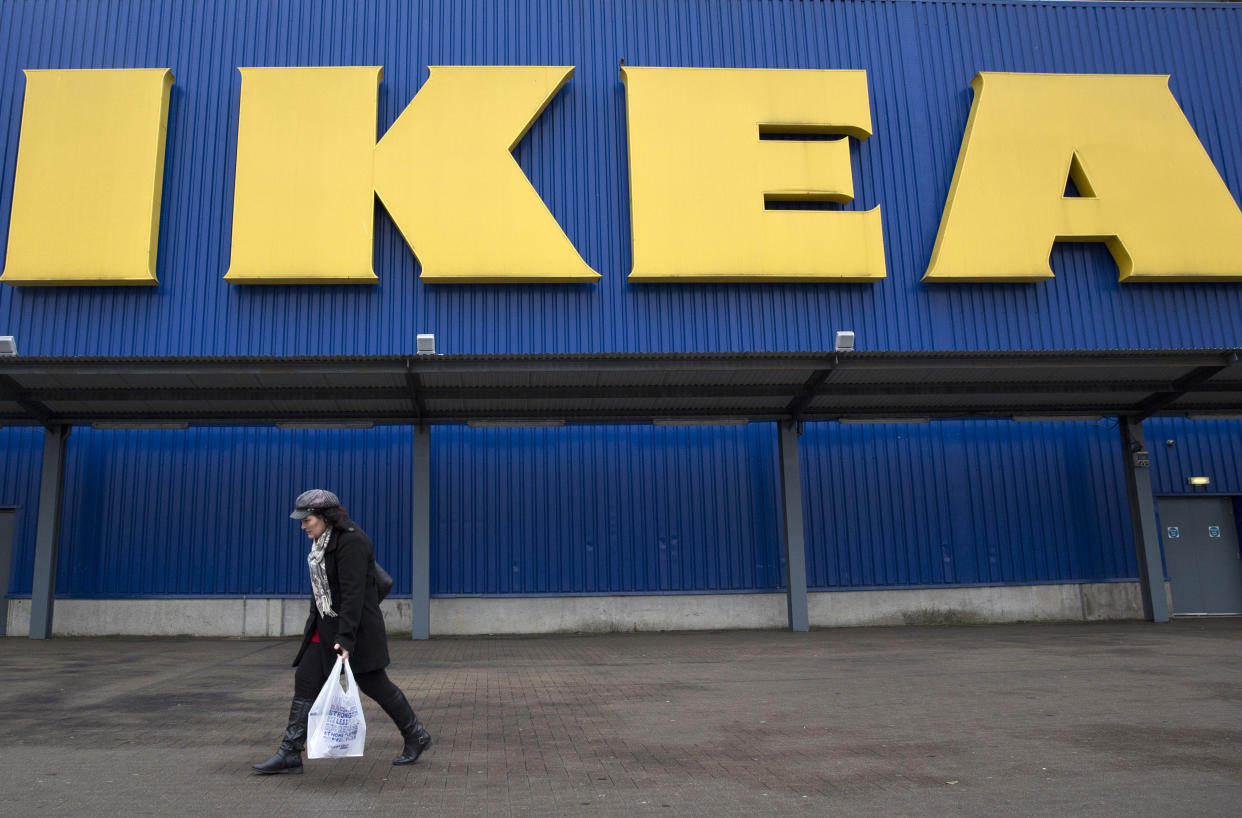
1158, 497, 1242, 615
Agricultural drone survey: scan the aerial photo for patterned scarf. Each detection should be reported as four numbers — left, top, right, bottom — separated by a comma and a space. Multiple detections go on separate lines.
307, 528, 337, 618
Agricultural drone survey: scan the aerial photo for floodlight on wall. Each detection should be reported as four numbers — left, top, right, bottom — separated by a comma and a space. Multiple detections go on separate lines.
467, 418, 566, 428
416, 334, 436, 355
834, 331, 855, 352
0, 336, 16, 356
1187, 476, 1211, 486
652, 417, 749, 426
275, 421, 375, 430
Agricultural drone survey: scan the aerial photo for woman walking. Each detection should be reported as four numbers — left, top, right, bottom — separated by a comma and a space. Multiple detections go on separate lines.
252, 489, 432, 775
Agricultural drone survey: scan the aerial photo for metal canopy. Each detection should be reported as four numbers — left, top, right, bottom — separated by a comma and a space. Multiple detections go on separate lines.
1, 349, 1241, 428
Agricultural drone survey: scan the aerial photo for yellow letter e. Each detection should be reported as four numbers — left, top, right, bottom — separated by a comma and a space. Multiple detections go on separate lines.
622, 67, 885, 282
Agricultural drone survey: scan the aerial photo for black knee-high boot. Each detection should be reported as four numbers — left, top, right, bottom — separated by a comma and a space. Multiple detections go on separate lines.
252, 698, 313, 775
375, 687, 433, 765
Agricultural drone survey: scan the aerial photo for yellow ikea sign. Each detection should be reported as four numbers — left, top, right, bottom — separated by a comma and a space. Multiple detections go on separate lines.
3, 66, 1241, 287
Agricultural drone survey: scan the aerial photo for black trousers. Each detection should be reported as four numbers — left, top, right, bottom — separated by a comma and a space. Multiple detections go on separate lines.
293, 647, 404, 708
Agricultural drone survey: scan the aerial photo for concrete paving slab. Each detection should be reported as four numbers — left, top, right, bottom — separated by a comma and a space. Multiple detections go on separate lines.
1, 620, 1240, 816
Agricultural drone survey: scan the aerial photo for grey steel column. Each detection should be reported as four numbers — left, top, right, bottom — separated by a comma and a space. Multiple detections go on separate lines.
0, 508, 17, 636
30, 425, 70, 639
1120, 418, 1169, 623
778, 421, 810, 632
411, 425, 431, 640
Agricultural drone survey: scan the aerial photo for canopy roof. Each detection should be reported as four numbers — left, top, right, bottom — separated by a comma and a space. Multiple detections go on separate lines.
1, 349, 1240, 427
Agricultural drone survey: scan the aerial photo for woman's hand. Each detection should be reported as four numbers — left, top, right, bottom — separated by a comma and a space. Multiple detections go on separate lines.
334, 643, 350, 661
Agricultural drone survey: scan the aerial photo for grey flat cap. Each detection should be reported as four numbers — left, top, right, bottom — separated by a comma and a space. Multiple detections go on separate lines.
290, 489, 341, 519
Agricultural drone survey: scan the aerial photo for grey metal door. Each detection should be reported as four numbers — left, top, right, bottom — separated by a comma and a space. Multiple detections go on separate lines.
1158, 497, 1242, 615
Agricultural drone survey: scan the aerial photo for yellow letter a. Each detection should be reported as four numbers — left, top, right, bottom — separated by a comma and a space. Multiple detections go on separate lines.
924, 73, 1242, 283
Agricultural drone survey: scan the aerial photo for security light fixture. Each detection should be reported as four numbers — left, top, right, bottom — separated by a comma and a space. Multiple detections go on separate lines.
834, 330, 855, 352
467, 419, 566, 428
275, 421, 375, 430
652, 417, 748, 426
0, 336, 16, 356
1187, 476, 1211, 486
416, 334, 436, 355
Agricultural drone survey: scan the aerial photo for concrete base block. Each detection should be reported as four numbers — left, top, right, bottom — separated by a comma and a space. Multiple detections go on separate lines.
3, 582, 1163, 637
808, 582, 1155, 628
6, 598, 249, 637
2, 597, 411, 638
429, 593, 788, 636
1081, 581, 1148, 621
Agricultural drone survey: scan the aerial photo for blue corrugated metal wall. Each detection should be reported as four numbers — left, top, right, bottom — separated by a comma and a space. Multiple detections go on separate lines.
434, 425, 783, 595
2, 0, 1242, 357
1146, 418, 1242, 498
6, 417, 1238, 598
801, 419, 1136, 590
5, 427, 412, 596
0, 427, 41, 595
3, 1, 1242, 601
3, 424, 784, 597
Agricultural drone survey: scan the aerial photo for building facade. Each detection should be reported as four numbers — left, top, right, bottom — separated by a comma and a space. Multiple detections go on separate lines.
2, 0, 1242, 636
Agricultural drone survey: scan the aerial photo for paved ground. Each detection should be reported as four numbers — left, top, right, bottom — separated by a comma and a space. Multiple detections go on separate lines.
1, 620, 1240, 816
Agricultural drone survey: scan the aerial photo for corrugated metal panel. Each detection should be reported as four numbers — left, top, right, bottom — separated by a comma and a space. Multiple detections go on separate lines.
432, 424, 783, 594
6, 416, 1202, 599
0, 427, 43, 596
801, 419, 1135, 588
3, 421, 783, 598
2, 0, 1241, 357
4, 426, 412, 597
1145, 417, 1242, 497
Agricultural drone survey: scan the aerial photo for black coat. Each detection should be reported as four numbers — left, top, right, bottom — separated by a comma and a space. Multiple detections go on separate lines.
292, 519, 391, 675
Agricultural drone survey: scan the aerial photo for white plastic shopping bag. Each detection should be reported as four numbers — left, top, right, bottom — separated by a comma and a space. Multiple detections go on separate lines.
307, 655, 367, 759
